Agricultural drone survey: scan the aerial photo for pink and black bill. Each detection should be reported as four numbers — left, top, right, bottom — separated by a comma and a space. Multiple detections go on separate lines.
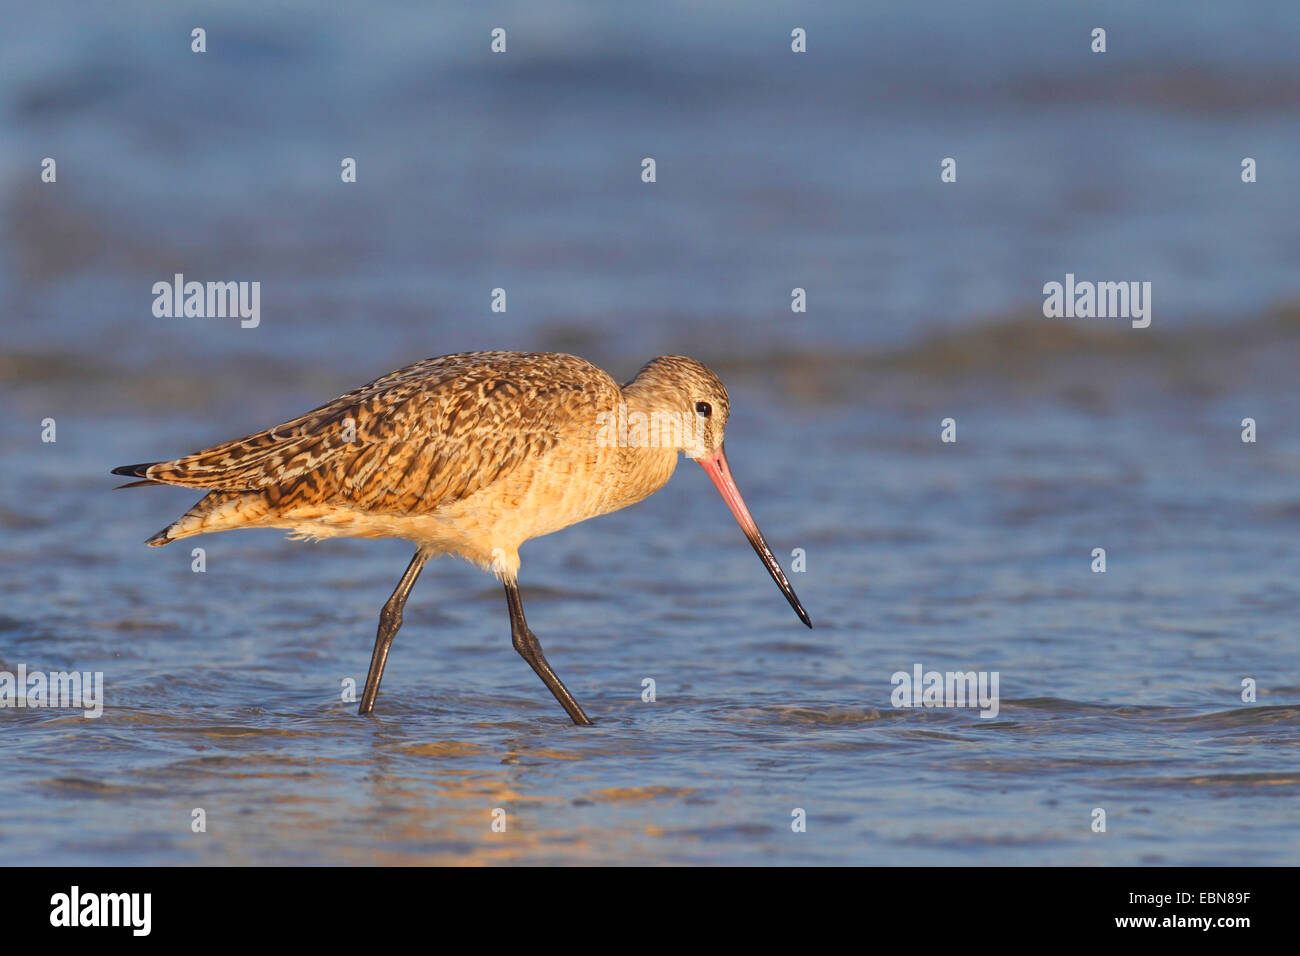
696, 445, 812, 628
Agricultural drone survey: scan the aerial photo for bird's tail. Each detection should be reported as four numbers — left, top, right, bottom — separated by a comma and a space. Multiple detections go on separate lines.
138, 490, 272, 547
111, 462, 166, 489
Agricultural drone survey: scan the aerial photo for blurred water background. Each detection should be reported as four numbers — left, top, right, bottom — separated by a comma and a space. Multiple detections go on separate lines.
1, 0, 1298, 865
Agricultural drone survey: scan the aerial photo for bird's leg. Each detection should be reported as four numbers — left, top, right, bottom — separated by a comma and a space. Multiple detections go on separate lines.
504, 581, 593, 726
359, 549, 432, 715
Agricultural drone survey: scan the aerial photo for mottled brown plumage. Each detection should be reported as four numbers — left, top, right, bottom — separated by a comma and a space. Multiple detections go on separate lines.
114, 350, 808, 725
117, 351, 732, 579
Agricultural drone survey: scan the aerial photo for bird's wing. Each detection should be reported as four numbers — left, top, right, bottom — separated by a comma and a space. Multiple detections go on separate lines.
124, 352, 613, 513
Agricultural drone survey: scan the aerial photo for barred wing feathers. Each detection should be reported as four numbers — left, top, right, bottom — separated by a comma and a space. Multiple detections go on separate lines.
112, 352, 613, 513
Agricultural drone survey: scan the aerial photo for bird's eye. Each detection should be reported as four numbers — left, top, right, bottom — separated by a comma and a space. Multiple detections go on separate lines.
695, 401, 712, 417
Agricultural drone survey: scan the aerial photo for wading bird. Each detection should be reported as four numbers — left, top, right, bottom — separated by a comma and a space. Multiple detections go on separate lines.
113, 352, 810, 725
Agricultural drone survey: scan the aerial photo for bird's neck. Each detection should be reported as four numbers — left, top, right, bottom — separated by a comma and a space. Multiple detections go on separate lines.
617, 380, 693, 454
598, 382, 681, 506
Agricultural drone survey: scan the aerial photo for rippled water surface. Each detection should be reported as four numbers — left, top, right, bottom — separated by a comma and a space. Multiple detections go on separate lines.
2, 1, 1299, 865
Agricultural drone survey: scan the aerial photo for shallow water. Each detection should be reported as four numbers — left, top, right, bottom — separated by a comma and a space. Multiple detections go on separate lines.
2, 1, 1299, 865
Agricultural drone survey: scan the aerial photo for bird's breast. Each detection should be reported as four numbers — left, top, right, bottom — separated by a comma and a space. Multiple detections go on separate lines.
434, 442, 679, 549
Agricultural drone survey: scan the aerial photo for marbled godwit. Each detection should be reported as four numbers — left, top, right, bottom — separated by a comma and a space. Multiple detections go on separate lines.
113, 351, 810, 725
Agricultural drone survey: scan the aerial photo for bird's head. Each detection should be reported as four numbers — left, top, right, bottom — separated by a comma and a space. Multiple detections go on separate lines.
625, 354, 730, 458
623, 354, 811, 628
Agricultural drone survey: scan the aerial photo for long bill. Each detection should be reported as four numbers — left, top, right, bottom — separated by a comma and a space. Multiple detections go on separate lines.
696, 445, 812, 628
